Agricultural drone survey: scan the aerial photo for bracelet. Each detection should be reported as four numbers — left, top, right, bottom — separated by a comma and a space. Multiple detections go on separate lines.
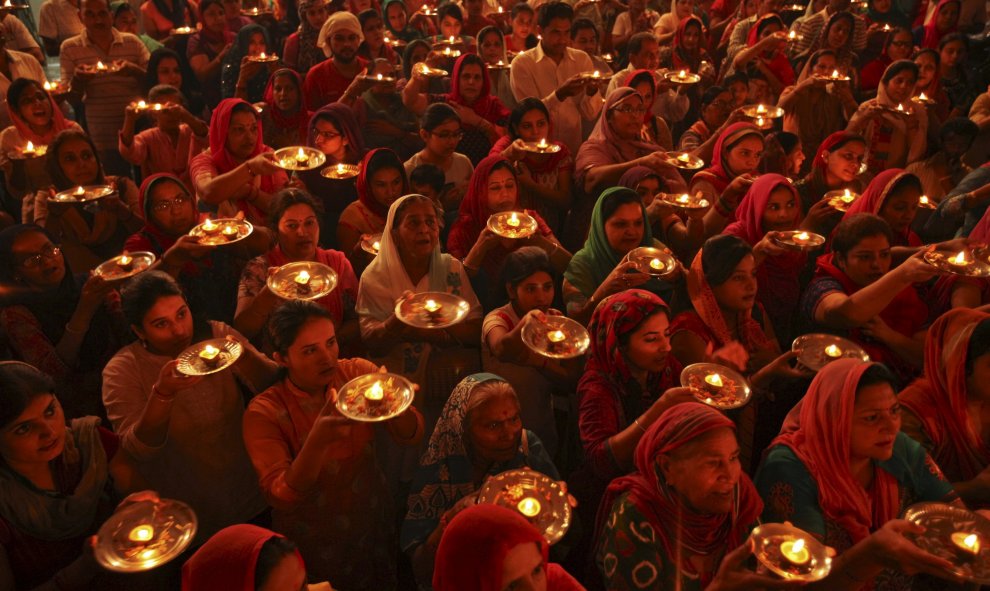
64, 322, 86, 336
151, 386, 176, 404
245, 161, 257, 178
633, 418, 647, 434
714, 198, 733, 217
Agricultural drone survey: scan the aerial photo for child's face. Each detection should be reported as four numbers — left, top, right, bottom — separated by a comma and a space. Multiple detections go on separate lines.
411, 182, 439, 201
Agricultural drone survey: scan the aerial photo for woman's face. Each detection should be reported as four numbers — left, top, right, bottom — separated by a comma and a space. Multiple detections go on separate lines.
607, 96, 647, 141
272, 74, 300, 112
676, 0, 694, 18
485, 166, 518, 213
702, 91, 731, 128
632, 80, 655, 110
393, 200, 440, 260
935, 1, 959, 32
277, 203, 320, 260
623, 312, 671, 375
603, 202, 645, 255
202, 2, 226, 33
386, 2, 406, 32
156, 57, 183, 88
423, 118, 462, 158
226, 111, 259, 160
500, 543, 547, 591
915, 53, 938, 87
878, 182, 920, 236
247, 31, 267, 56
113, 8, 137, 34
744, 0, 759, 16
515, 108, 549, 143
837, 234, 891, 287
884, 69, 916, 103
363, 15, 386, 47
11, 231, 65, 289
659, 427, 741, 515
276, 317, 339, 391
785, 143, 805, 175
16, 84, 53, 128
725, 136, 763, 177
149, 180, 197, 236
467, 394, 522, 464
479, 31, 503, 63
440, 15, 462, 38
849, 381, 900, 463
457, 63, 484, 104
369, 166, 405, 209
410, 44, 429, 65
682, 23, 701, 50
711, 254, 758, 312
634, 176, 662, 207
136, 294, 194, 358
0, 394, 66, 468
887, 31, 913, 61
825, 18, 851, 49
824, 140, 866, 184
509, 271, 554, 313
940, 40, 965, 69
810, 53, 838, 77
58, 137, 100, 185
304, 3, 328, 29
761, 186, 798, 232
258, 552, 308, 591
512, 11, 533, 37
312, 118, 347, 158
758, 22, 782, 43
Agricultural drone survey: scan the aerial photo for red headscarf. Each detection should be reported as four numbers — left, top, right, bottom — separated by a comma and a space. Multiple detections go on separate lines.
692, 122, 763, 195
724, 174, 802, 246
597, 402, 763, 586
447, 54, 510, 125
262, 69, 311, 145
899, 309, 990, 481
181, 524, 304, 591
745, 14, 795, 86
771, 359, 901, 543
841, 168, 923, 247
208, 98, 280, 194
355, 147, 409, 220
672, 15, 707, 71
921, 0, 959, 48
810, 131, 861, 182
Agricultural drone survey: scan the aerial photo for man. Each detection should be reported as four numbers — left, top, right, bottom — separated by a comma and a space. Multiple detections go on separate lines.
605, 32, 688, 125
39, 0, 83, 56
1, 14, 45, 66
60, 0, 148, 175
510, 1, 603, 155
790, 0, 867, 57
304, 11, 366, 110
611, 0, 659, 51
726, 0, 785, 61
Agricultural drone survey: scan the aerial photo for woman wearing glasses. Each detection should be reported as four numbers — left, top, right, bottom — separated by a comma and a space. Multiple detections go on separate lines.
0, 224, 131, 420
403, 104, 475, 222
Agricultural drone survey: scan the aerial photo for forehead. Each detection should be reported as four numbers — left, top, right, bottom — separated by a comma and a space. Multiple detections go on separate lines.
82, 0, 109, 11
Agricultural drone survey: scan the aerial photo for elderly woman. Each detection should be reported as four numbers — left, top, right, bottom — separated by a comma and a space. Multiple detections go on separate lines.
0, 225, 131, 420
234, 189, 359, 350
899, 309, 990, 506
401, 373, 559, 586
337, 147, 408, 260
258, 69, 311, 149
793, 131, 865, 239
690, 122, 762, 236
190, 98, 288, 226
102, 271, 278, 544
242, 300, 423, 589
282, 0, 329, 73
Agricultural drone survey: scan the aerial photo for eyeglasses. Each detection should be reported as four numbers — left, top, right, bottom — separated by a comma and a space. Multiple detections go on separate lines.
313, 129, 342, 142
152, 194, 191, 212
612, 105, 648, 116
18, 244, 60, 269
430, 130, 464, 141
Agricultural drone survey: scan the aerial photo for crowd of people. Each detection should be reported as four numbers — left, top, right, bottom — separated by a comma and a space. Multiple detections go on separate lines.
1, 0, 989, 588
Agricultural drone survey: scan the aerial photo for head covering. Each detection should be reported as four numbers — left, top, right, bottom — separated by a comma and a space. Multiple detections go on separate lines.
693, 122, 763, 195
867, 0, 909, 27
921, 0, 959, 48
383, 0, 416, 40
745, 14, 794, 86
221, 24, 272, 100
618, 166, 662, 191
433, 504, 547, 591
814, 11, 857, 58
575, 87, 662, 175
622, 69, 658, 126
318, 11, 364, 57
296, 0, 329, 72
672, 15, 707, 70
138, 172, 192, 231
306, 103, 366, 159
597, 403, 763, 586
771, 359, 900, 543
865, 60, 920, 173
8, 82, 73, 145
182, 524, 303, 591
208, 98, 279, 194
585, 289, 671, 392
356, 147, 408, 219
724, 174, 802, 246
841, 168, 921, 246
447, 54, 510, 124
899, 309, 990, 481
807, 131, 863, 187
262, 69, 311, 143
198, 0, 231, 45
563, 187, 655, 298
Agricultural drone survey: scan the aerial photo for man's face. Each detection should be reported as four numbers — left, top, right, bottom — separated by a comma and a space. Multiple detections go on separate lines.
80, 0, 112, 33
539, 17, 571, 57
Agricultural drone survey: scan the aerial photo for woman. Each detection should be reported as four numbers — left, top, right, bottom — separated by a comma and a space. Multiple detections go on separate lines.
563, 187, 677, 324
758, 131, 805, 177
860, 27, 914, 97
0, 225, 130, 420
899, 309, 990, 505
658, 16, 713, 78
799, 213, 936, 383
915, 0, 959, 48
144, 48, 206, 119
190, 98, 288, 225
780, 49, 858, 174
621, 69, 674, 150
351, 58, 421, 159
383, 0, 422, 43
235, 189, 359, 348
221, 24, 277, 102
723, 174, 807, 345
678, 85, 732, 152
337, 147, 408, 259
654, 0, 694, 43
846, 60, 927, 176
28, 130, 143, 271
476, 26, 515, 113
242, 300, 423, 588
730, 14, 794, 98
298, 103, 365, 246
404, 104, 475, 216
493, 98, 574, 233
448, 155, 571, 311
282, 0, 328, 74
102, 270, 277, 544
182, 524, 314, 591
938, 33, 978, 118
434, 504, 584, 591
0, 362, 138, 590
113, 2, 163, 53
0, 79, 81, 207
356, 194, 482, 427
690, 122, 762, 234
402, 53, 508, 165
793, 131, 866, 238
187, 0, 235, 110
914, 48, 952, 123
619, 166, 705, 260
798, 11, 859, 77
400, 373, 558, 586
755, 360, 960, 589
140, 0, 195, 41
841, 168, 925, 252
357, 8, 400, 64
258, 68, 310, 149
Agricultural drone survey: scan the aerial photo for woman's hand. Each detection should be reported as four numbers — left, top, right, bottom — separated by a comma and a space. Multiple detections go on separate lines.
78, 273, 113, 314
753, 232, 789, 260
239, 55, 263, 81
645, 196, 676, 224
650, 386, 699, 414
802, 196, 840, 230
753, 351, 813, 386
309, 388, 354, 446
154, 359, 203, 398
860, 316, 898, 344
162, 234, 213, 267
246, 152, 281, 177
503, 138, 527, 162
865, 519, 961, 581
725, 173, 756, 201
707, 540, 807, 591
712, 341, 749, 372
592, 260, 650, 300
894, 249, 940, 284
448, 102, 483, 127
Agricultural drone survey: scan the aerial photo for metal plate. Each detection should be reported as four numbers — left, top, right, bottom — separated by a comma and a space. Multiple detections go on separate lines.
336, 372, 415, 422
773, 230, 826, 251
626, 246, 677, 278
741, 104, 785, 119
52, 184, 115, 203
487, 211, 538, 239
94, 251, 156, 281
662, 151, 705, 170
924, 248, 990, 277
791, 333, 869, 371
320, 163, 361, 179
477, 468, 572, 545
904, 502, 990, 585
94, 499, 197, 573
664, 71, 701, 84
7, 142, 47, 160
661, 191, 711, 211
361, 233, 382, 256
273, 146, 327, 171
188, 218, 253, 246
267, 261, 337, 301
395, 291, 471, 329
175, 338, 243, 376
520, 314, 590, 360
751, 522, 833, 582
680, 362, 752, 410
824, 189, 859, 212
518, 140, 561, 154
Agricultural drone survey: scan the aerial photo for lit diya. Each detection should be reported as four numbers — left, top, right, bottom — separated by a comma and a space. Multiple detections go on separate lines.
79, 60, 121, 74
902, 502, 990, 584
661, 191, 710, 211
817, 69, 851, 82
784, 30, 802, 42
319, 162, 360, 179
170, 26, 195, 35
9, 140, 47, 160
360, 233, 382, 256
917, 194, 936, 209
273, 146, 326, 171
520, 314, 590, 359
824, 188, 859, 212
752, 115, 774, 130
601, 53, 614, 63
626, 246, 677, 278
395, 291, 471, 329
664, 69, 701, 84
418, 4, 438, 16
189, 218, 253, 245
782, 3, 806, 10
362, 72, 397, 84
791, 333, 869, 371
132, 99, 165, 112
750, 522, 834, 582
440, 46, 461, 58
248, 51, 279, 62
662, 151, 704, 169
52, 184, 115, 203
176, 338, 243, 375
487, 59, 511, 71
433, 35, 462, 48
93, 497, 198, 573
912, 92, 935, 106
923, 247, 990, 277
266, 261, 338, 301
94, 251, 156, 281
336, 372, 415, 421
487, 211, 538, 239
413, 62, 448, 77
383, 36, 407, 48
240, 6, 272, 15
772, 230, 826, 251
519, 138, 561, 154
477, 468, 573, 545
680, 363, 752, 409
741, 104, 785, 119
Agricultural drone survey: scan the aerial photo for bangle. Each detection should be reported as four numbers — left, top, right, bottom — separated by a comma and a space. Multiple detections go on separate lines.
151, 386, 175, 404
64, 322, 86, 336
714, 198, 733, 217
245, 161, 257, 177
633, 418, 647, 434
